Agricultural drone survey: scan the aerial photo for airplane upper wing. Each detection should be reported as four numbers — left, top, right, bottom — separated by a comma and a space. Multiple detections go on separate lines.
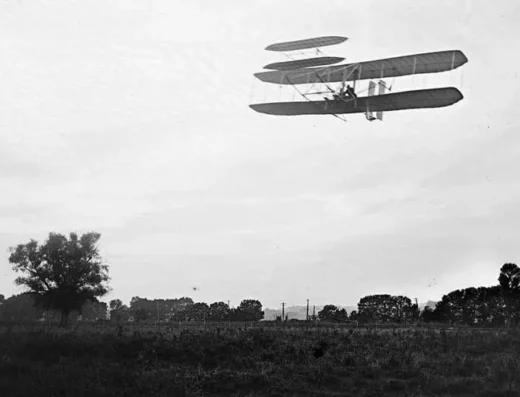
249, 87, 463, 116
254, 50, 468, 85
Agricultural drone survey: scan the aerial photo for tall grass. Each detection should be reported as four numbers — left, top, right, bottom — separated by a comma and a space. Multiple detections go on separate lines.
1, 324, 520, 396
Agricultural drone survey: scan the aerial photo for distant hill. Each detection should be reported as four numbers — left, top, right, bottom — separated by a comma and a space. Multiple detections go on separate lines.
263, 301, 438, 320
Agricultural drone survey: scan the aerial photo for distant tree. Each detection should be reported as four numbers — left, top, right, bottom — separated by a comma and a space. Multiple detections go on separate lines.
318, 305, 338, 322
133, 308, 149, 322
81, 300, 108, 321
464, 288, 482, 323
0, 294, 5, 302
166, 297, 194, 321
109, 299, 130, 322
477, 286, 506, 325
335, 308, 348, 322
154, 299, 172, 322
184, 302, 210, 322
499, 263, 520, 326
432, 287, 506, 325
129, 297, 154, 322
356, 295, 418, 323
208, 301, 230, 321
173, 302, 209, 322
234, 299, 264, 322
126, 297, 195, 322
318, 305, 348, 323
391, 296, 408, 322
390, 296, 419, 323
434, 289, 472, 324
0, 293, 44, 322
110, 299, 123, 311
152, 297, 194, 321
172, 297, 194, 309
8, 232, 110, 327
358, 295, 390, 323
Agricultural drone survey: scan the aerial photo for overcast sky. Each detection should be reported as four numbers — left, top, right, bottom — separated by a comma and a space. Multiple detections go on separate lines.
1, 0, 519, 309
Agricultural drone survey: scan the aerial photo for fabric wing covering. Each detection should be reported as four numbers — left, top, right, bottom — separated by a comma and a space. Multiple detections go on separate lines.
265, 36, 348, 52
254, 50, 468, 85
249, 87, 463, 116
264, 57, 345, 71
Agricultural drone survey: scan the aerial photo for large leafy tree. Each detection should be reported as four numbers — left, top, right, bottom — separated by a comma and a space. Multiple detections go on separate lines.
391, 296, 419, 323
128, 297, 196, 322
499, 263, 520, 326
173, 302, 209, 322
208, 301, 230, 321
234, 299, 264, 322
358, 295, 394, 323
8, 232, 110, 327
186, 302, 210, 322
432, 286, 506, 325
434, 289, 476, 324
163, 297, 194, 321
318, 305, 348, 323
357, 295, 418, 323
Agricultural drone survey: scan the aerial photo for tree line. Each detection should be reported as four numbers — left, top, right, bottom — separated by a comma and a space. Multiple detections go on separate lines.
0, 294, 264, 324
109, 297, 263, 323
303, 263, 520, 326
2, 232, 519, 327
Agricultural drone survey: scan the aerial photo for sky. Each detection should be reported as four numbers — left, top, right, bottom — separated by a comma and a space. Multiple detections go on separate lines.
1, 0, 519, 309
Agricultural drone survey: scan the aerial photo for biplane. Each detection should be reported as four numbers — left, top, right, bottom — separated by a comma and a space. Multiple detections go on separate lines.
249, 36, 467, 122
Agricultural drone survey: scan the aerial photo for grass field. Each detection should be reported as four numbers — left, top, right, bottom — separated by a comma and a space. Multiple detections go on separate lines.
1, 323, 520, 396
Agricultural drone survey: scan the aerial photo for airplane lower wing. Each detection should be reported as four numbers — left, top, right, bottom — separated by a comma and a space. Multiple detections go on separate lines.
249, 87, 463, 116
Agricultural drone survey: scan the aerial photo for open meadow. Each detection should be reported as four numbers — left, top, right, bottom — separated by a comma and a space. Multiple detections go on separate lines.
1, 323, 520, 397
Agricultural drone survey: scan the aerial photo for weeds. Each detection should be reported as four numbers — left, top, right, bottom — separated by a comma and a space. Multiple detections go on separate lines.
1, 326, 519, 396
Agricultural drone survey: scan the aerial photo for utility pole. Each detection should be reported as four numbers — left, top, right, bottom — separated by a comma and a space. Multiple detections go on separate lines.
281, 302, 285, 321
306, 299, 309, 321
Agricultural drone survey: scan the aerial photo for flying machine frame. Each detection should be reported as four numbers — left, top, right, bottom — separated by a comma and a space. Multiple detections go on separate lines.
249, 36, 468, 122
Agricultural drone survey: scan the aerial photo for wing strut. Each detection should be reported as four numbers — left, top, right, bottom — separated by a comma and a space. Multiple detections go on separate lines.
286, 75, 347, 122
